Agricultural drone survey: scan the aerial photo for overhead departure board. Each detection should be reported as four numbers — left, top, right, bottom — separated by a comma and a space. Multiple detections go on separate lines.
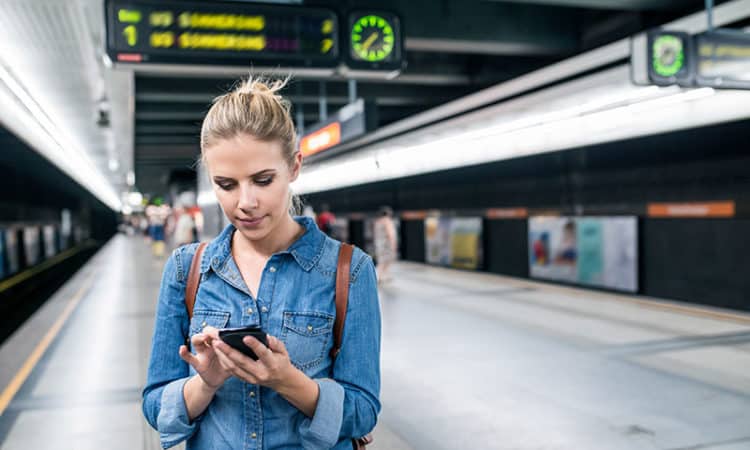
105, 0, 339, 67
695, 31, 750, 89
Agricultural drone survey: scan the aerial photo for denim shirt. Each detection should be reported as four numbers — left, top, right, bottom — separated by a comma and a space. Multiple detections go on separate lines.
142, 217, 381, 450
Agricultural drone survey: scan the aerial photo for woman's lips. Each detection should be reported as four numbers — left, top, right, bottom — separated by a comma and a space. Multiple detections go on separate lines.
237, 216, 264, 227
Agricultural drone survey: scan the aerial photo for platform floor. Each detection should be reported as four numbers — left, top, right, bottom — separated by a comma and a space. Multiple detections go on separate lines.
1, 235, 749, 449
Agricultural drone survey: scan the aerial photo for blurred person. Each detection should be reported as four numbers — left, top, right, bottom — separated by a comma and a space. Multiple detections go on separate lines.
173, 206, 197, 247
146, 203, 170, 257
373, 206, 397, 283
316, 203, 336, 237
142, 77, 381, 450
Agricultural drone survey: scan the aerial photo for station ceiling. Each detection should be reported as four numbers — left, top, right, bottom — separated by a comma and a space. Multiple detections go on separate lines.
0, 0, 717, 200
134, 0, 710, 196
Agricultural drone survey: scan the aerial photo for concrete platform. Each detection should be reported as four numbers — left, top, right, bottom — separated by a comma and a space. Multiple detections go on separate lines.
0, 234, 748, 449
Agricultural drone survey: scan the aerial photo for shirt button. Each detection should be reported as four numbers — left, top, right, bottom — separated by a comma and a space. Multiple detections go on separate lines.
261, 306, 268, 313
269, 266, 277, 273
307, 325, 313, 332
247, 308, 253, 315
249, 391, 255, 397
251, 432, 257, 439
201, 321, 207, 328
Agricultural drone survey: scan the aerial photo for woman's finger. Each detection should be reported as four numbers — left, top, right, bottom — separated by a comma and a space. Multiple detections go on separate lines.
178, 345, 199, 366
202, 326, 220, 340
214, 344, 259, 383
243, 335, 274, 365
266, 335, 287, 356
214, 340, 264, 372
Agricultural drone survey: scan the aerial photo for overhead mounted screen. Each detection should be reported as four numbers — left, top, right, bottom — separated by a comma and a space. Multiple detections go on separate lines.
105, 0, 339, 67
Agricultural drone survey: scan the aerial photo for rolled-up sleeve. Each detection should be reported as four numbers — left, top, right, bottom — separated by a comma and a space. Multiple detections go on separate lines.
298, 379, 345, 449
299, 253, 381, 448
157, 378, 198, 448
142, 247, 199, 448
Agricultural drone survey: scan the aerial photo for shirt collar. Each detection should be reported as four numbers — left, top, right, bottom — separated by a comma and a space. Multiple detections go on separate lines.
203, 216, 326, 274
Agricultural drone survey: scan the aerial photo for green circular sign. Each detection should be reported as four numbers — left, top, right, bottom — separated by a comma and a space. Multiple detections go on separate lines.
652, 34, 685, 77
350, 14, 395, 62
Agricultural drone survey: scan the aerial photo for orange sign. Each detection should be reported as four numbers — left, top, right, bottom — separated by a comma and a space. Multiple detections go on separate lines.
486, 208, 528, 219
648, 201, 735, 218
401, 210, 427, 220
117, 53, 143, 62
300, 122, 341, 157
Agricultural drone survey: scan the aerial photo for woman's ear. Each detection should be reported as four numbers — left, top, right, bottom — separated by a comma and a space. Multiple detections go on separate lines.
289, 151, 303, 182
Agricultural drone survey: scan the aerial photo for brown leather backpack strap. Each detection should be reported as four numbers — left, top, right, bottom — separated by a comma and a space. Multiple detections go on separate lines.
331, 243, 353, 361
185, 242, 208, 320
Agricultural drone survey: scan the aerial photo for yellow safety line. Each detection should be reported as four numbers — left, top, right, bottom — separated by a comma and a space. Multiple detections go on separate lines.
0, 242, 94, 294
0, 270, 96, 416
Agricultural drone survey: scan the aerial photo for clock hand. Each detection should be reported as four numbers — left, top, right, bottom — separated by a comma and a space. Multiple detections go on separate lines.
362, 32, 379, 52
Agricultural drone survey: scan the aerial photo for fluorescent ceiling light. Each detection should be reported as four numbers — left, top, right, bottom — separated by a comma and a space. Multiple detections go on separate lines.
0, 63, 121, 210
294, 66, 750, 195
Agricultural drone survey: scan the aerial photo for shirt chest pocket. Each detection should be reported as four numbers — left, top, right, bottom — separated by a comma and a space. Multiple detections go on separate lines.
189, 310, 230, 338
280, 311, 334, 370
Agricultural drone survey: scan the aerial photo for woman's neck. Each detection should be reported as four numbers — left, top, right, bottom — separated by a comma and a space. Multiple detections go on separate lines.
233, 215, 304, 259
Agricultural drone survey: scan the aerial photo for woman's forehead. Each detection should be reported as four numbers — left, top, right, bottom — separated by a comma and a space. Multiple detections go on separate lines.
204, 135, 286, 174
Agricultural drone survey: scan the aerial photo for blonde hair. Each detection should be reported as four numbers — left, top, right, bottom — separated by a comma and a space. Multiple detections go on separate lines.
201, 77, 297, 164
201, 76, 302, 214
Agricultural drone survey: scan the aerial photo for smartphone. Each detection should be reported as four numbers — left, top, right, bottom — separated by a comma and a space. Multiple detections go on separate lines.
218, 326, 268, 360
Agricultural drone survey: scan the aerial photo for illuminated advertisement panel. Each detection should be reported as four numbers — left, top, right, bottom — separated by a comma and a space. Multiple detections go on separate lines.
529, 216, 638, 292
425, 217, 483, 270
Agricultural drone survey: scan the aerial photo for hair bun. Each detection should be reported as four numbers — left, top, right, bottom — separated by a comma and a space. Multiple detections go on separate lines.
236, 77, 286, 96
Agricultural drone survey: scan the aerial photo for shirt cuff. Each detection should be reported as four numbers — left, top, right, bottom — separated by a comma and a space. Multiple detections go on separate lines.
157, 377, 198, 448
299, 378, 345, 449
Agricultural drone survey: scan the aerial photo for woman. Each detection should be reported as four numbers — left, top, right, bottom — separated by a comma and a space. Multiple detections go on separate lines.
142, 78, 381, 449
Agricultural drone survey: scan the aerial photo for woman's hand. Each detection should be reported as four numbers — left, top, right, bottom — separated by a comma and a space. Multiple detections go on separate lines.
178, 326, 232, 389
211, 334, 295, 391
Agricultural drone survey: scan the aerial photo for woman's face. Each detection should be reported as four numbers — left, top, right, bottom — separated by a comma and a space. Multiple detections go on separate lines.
204, 133, 301, 242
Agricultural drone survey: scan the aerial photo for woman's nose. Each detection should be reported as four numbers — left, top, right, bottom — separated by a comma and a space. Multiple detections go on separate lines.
237, 184, 259, 210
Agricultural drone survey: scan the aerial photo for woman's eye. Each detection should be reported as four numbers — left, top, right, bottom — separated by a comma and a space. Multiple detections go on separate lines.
255, 177, 273, 186
217, 183, 234, 191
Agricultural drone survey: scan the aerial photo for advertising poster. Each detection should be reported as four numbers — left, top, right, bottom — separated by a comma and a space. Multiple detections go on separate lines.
576, 219, 604, 285
6, 229, 19, 275
24, 227, 41, 267
529, 217, 577, 282
529, 216, 638, 292
602, 217, 638, 292
0, 230, 5, 279
450, 218, 482, 270
425, 216, 452, 266
43, 225, 57, 258
425, 216, 483, 269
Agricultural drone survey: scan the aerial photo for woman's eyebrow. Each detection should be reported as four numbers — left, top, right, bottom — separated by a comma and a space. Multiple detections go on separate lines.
250, 169, 276, 177
213, 170, 276, 182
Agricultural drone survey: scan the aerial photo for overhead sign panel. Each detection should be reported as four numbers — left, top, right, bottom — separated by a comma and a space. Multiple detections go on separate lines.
300, 99, 367, 157
695, 31, 750, 89
105, 0, 339, 67
635, 28, 750, 90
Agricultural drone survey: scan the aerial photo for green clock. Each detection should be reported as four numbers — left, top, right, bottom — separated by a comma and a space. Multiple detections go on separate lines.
351, 14, 395, 62
652, 34, 685, 77
647, 31, 692, 86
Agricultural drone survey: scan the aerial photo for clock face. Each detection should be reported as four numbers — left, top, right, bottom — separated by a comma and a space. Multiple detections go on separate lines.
350, 14, 395, 62
652, 34, 685, 77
